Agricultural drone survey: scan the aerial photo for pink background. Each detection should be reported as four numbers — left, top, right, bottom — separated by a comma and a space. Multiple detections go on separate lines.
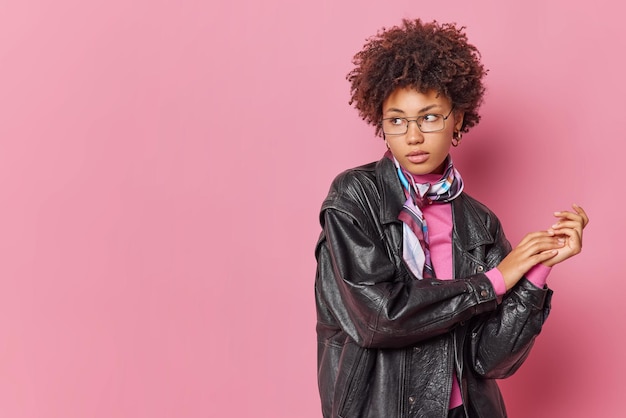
0, 0, 623, 417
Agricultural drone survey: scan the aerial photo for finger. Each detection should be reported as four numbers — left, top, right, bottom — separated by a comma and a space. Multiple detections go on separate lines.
560, 226, 582, 245
512, 249, 559, 271
552, 215, 584, 238
550, 219, 584, 233
553, 210, 584, 225
516, 234, 557, 251
517, 235, 565, 256
572, 203, 589, 227
553, 206, 588, 230
532, 249, 559, 264
549, 220, 581, 233
549, 228, 582, 244
517, 230, 556, 246
554, 227, 582, 252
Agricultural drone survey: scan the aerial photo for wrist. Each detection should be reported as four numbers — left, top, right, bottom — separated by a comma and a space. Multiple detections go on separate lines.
541, 260, 556, 268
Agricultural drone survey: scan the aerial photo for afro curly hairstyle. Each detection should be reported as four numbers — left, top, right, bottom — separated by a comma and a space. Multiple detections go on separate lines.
347, 19, 487, 137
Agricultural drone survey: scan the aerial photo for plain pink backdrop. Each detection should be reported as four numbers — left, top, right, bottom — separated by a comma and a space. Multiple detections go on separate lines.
0, 0, 623, 417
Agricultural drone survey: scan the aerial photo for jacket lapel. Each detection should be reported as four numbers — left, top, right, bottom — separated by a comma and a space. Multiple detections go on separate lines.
376, 157, 406, 225
451, 194, 496, 251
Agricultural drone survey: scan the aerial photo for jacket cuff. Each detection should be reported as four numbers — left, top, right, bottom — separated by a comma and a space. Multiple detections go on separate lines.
512, 277, 553, 310
465, 274, 499, 314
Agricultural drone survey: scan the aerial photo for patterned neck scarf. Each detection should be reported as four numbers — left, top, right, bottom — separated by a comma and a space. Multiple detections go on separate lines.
392, 154, 464, 280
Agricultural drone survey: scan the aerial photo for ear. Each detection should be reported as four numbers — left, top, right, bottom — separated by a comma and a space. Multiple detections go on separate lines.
454, 111, 465, 132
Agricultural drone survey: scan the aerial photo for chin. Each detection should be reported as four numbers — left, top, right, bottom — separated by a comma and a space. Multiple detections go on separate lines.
406, 164, 439, 176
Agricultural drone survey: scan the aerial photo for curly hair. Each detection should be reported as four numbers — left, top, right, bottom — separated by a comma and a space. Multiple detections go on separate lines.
347, 19, 487, 137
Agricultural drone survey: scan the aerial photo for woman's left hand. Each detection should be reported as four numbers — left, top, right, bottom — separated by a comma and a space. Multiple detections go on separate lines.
542, 204, 589, 267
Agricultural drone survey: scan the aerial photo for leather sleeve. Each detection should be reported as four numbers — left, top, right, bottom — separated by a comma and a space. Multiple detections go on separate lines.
316, 204, 499, 349
466, 221, 553, 379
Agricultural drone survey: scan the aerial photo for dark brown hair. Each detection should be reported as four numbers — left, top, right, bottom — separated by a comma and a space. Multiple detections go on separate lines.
347, 19, 487, 136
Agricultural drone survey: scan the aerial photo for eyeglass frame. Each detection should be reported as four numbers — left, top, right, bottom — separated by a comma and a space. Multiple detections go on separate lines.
381, 106, 456, 135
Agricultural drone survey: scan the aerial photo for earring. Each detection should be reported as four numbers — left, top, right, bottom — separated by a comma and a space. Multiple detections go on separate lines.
452, 131, 462, 147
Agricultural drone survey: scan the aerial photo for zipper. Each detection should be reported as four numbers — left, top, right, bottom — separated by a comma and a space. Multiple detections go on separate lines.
398, 348, 410, 417
452, 331, 470, 418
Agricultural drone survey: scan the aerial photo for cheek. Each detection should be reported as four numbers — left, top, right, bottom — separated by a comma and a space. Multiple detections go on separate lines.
433, 138, 453, 157
387, 143, 407, 162
439, 142, 453, 154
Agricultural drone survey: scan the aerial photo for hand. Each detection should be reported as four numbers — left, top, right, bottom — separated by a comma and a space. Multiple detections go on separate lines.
542, 204, 589, 267
497, 230, 564, 291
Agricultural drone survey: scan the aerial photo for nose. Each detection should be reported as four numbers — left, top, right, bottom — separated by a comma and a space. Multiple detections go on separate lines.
406, 120, 424, 144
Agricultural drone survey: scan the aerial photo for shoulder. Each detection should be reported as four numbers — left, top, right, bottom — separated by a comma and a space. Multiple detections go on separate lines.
321, 161, 380, 213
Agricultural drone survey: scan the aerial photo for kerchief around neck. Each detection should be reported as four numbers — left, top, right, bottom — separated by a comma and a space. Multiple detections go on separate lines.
385, 150, 464, 279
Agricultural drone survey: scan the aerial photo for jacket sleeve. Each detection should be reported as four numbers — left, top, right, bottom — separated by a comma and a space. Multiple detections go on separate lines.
315, 199, 499, 350
466, 219, 553, 379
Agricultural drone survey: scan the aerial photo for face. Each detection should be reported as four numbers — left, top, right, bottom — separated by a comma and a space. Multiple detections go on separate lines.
382, 87, 463, 175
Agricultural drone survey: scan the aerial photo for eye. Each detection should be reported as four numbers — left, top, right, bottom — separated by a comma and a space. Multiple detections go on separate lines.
422, 114, 441, 123
389, 117, 405, 126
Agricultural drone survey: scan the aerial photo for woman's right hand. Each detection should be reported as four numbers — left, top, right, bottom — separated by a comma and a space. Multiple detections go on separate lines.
497, 231, 563, 291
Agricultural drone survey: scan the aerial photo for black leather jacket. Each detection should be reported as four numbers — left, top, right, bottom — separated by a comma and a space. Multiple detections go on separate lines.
315, 156, 553, 418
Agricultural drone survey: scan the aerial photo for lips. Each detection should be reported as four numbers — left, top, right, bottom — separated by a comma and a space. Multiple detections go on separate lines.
406, 151, 429, 164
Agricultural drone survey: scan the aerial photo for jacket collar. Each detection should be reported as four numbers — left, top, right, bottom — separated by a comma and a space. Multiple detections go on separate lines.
376, 156, 406, 225
375, 155, 495, 251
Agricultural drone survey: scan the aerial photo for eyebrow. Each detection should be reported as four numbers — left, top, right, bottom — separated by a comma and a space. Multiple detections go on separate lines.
384, 104, 441, 115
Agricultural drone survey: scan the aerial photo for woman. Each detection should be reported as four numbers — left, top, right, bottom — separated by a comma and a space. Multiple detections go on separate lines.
315, 19, 588, 418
